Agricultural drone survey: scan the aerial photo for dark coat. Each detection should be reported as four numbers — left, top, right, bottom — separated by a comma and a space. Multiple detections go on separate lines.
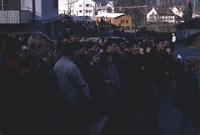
172, 70, 199, 113
34, 60, 59, 110
174, 60, 185, 81
150, 49, 168, 82
84, 63, 107, 119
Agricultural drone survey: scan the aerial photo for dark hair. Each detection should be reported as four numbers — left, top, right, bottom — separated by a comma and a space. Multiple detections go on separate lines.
60, 42, 77, 56
99, 52, 111, 66
129, 39, 139, 47
154, 37, 165, 45
84, 49, 98, 63
75, 41, 85, 50
18, 49, 39, 69
85, 42, 95, 51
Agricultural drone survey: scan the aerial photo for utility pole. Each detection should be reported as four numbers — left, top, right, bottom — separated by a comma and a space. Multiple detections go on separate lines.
193, 1, 196, 18
134, 0, 138, 38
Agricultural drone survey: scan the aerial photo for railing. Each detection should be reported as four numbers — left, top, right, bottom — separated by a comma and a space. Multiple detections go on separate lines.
0, 10, 29, 24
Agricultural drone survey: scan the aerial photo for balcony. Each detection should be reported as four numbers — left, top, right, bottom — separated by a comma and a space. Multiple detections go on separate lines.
0, 10, 29, 24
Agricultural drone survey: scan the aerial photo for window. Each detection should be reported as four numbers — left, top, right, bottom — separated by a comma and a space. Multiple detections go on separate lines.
86, 4, 92, 7
79, 10, 82, 13
0, 0, 19, 10
85, 10, 92, 13
79, 4, 82, 7
126, 20, 128, 23
121, 20, 125, 23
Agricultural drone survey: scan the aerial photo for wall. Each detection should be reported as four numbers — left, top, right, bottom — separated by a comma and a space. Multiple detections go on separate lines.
114, 16, 132, 27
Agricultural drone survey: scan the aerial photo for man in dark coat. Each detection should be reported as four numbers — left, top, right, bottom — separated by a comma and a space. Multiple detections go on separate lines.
172, 56, 199, 135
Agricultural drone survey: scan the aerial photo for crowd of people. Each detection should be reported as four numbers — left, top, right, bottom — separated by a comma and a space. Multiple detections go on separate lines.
0, 30, 199, 135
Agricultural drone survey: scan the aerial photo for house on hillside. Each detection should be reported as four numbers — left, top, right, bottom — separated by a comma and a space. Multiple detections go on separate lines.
174, 18, 200, 40
95, 13, 132, 28
146, 7, 175, 23
0, 0, 59, 38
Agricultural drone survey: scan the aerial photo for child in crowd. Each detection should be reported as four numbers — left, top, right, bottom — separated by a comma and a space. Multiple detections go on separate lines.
172, 56, 199, 135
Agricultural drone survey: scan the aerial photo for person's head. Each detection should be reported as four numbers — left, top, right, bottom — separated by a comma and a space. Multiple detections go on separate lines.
70, 35, 75, 42
105, 38, 117, 53
18, 49, 40, 74
166, 48, 172, 55
98, 37, 104, 44
185, 56, 199, 72
80, 37, 87, 43
155, 37, 165, 51
84, 49, 99, 64
119, 42, 126, 52
27, 32, 51, 58
60, 42, 77, 57
139, 47, 144, 55
75, 41, 86, 56
129, 39, 139, 54
100, 52, 112, 66
44, 46, 55, 60
146, 46, 151, 53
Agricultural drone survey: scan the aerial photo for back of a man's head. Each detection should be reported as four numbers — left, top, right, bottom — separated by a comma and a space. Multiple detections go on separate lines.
61, 42, 77, 56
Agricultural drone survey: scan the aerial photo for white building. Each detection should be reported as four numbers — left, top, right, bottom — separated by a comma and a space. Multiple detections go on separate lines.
69, 0, 96, 22
0, 0, 59, 38
146, 7, 175, 23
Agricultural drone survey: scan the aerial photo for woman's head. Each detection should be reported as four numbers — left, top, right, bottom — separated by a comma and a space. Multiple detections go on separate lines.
84, 49, 99, 64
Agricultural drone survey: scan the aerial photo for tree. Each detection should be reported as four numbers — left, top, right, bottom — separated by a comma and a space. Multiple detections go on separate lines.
182, 0, 193, 21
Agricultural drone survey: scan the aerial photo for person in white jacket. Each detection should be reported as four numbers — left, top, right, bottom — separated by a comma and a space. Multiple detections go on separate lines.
171, 33, 176, 51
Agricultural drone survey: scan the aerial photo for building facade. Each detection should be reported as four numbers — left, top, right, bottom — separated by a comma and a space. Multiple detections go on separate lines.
69, 0, 96, 22
0, 0, 59, 38
146, 7, 176, 23
95, 13, 132, 28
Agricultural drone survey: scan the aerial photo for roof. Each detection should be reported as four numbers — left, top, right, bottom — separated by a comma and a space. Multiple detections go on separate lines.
95, 13, 126, 18
97, 6, 107, 10
156, 8, 174, 15
174, 18, 200, 29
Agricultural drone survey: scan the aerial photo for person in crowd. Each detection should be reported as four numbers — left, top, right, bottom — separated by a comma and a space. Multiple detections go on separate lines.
84, 49, 108, 135
43, 46, 55, 69
28, 32, 59, 135
71, 41, 87, 77
139, 47, 145, 55
171, 33, 176, 51
172, 56, 199, 135
96, 52, 120, 134
165, 48, 175, 86
53, 42, 91, 135
145, 46, 151, 55
9, 49, 40, 135
174, 54, 185, 82
4, 38, 21, 90
69, 35, 76, 43
150, 37, 169, 129
124, 39, 152, 132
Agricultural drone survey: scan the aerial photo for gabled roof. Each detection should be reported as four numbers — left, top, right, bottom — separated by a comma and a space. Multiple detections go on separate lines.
95, 13, 125, 18
174, 18, 200, 29
156, 8, 174, 15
